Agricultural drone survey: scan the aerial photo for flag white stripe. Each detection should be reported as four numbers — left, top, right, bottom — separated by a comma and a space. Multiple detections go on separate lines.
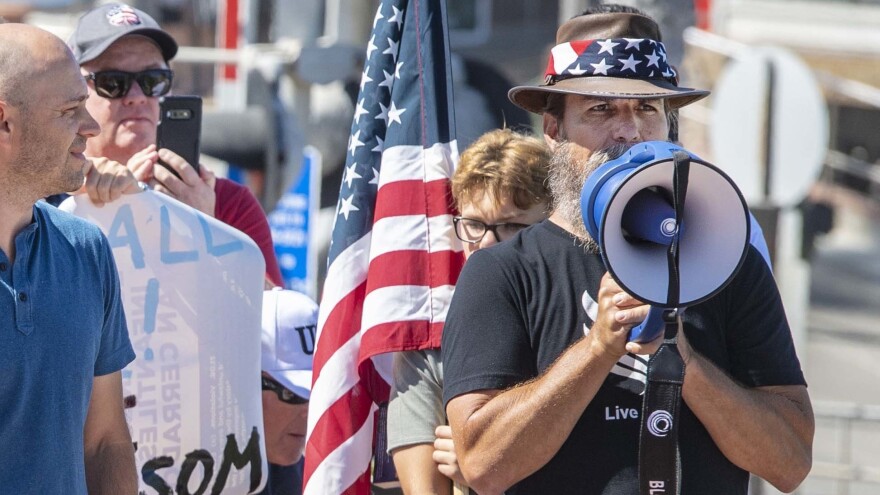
372, 353, 394, 388
552, 42, 579, 74
371, 214, 461, 258
378, 141, 459, 186
361, 284, 455, 333
303, 401, 377, 495
318, 233, 372, 331
307, 334, 362, 436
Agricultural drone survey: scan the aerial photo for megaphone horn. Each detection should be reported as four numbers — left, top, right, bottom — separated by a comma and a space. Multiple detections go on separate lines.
580, 141, 750, 342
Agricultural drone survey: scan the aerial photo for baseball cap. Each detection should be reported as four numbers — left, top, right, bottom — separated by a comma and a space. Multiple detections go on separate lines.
261, 288, 318, 400
69, 3, 178, 65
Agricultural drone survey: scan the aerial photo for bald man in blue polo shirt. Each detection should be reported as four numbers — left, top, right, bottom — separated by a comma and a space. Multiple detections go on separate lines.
0, 24, 137, 494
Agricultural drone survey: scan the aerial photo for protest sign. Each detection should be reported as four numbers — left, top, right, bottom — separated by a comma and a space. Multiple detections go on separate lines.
269, 146, 322, 299
63, 191, 267, 494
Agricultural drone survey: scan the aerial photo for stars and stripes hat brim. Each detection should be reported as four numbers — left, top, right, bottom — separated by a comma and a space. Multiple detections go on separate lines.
508, 12, 709, 114
69, 3, 178, 65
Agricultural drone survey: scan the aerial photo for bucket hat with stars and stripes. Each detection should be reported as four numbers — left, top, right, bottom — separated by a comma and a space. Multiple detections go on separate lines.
508, 12, 710, 113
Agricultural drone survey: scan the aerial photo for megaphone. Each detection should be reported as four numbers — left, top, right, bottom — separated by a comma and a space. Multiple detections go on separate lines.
580, 141, 750, 342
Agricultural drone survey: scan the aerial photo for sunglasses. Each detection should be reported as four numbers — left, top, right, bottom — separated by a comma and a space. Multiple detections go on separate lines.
85, 69, 174, 99
261, 376, 309, 405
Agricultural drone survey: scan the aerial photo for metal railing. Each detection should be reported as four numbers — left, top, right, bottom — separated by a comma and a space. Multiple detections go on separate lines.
823, 150, 880, 200
807, 401, 880, 494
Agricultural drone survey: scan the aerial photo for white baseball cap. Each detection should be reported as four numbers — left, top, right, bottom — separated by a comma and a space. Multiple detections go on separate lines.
261, 288, 318, 400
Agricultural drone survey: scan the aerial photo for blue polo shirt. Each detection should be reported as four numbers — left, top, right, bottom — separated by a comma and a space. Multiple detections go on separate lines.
0, 202, 135, 494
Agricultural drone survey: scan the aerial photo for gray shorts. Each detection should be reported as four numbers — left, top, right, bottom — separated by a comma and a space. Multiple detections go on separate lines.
386, 348, 446, 452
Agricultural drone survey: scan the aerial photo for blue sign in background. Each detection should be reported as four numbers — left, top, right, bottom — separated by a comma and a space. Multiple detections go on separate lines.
269, 147, 322, 298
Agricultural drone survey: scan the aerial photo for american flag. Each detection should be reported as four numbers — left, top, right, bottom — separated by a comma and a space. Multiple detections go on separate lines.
303, 0, 463, 493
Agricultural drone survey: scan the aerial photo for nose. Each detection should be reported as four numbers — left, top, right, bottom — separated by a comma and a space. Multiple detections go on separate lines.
477, 229, 500, 250
80, 108, 101, 139
122, 78, 149, 104
611, 112, 641, 144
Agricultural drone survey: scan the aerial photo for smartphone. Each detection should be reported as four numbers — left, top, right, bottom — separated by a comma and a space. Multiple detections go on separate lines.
157, 95, 202, 176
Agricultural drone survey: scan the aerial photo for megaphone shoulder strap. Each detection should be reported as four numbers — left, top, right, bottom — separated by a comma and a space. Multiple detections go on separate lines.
639, 311, 685, 495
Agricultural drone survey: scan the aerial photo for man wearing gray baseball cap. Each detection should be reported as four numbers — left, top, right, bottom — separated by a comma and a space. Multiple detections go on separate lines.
67, 3, 283, 287
68, 3, 177, 65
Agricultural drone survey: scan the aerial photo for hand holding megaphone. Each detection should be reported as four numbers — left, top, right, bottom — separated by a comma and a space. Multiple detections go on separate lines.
589, 272, 667, 357
581, 141, 751, 343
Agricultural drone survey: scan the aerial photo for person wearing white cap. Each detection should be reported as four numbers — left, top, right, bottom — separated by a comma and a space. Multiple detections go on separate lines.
259, 288, 318, 495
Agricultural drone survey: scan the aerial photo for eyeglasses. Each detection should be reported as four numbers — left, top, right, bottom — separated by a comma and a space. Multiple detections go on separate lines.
453, 216, 531, 244
261, 376, 309, 405
85, 69, 174, 99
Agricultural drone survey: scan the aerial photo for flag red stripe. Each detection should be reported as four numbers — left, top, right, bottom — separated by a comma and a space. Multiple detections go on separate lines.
303, 381, 373, 484
312, 250, 462, 395
374, 179, 454, 221
312, 282, 366, 376
361, 320, 446, 355
366, 250, 463, 293
341, 475, 371, 495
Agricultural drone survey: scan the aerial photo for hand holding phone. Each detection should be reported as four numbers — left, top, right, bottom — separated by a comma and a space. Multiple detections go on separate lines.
157, 95, 202, 176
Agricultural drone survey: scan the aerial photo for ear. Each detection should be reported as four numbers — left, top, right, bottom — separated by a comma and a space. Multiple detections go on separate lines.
542, 112, 560, 152
0, 100, 13, 147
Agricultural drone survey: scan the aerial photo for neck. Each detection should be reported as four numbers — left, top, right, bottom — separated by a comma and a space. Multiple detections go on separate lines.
0, 188, 36, 262
548, 211, 577, 234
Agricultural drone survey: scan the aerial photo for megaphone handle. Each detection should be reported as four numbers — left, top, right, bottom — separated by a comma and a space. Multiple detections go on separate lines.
628, 306, 665, 343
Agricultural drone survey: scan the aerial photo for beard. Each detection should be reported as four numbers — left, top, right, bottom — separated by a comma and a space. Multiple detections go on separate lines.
13, 119, 85, 200
547, 141, 631, 253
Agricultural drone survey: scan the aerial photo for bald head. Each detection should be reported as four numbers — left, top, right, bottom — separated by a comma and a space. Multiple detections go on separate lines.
0, 24, 78, 107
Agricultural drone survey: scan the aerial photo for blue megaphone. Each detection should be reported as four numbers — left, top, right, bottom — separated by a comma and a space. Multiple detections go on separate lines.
580, 141, 751, 342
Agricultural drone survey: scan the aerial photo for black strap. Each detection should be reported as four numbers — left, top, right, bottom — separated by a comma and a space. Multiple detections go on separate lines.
638, 151, 691, 495
665, 150, 690, 309
639, 311, 685, 495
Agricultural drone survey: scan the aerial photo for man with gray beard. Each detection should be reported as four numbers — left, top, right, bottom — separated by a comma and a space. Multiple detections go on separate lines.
440, 5, 813, 495
546, 142, 631, 252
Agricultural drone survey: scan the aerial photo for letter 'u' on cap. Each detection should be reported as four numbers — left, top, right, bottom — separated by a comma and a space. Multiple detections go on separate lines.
261, 288, 319, 401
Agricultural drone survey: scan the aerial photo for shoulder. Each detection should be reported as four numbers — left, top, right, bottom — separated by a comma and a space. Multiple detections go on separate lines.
461, 220, 587, 281
214, 177, 245, 194
35, 202, 107, 246
469, 220, 562, 264
213, 178, 268, 225
214, 177, 257, 202
732, 244, 775, 289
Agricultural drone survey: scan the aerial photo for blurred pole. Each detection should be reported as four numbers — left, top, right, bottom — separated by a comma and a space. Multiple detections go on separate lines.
325, 0, 373, 45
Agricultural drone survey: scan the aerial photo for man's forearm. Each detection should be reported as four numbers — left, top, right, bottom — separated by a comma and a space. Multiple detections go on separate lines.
85, 441, 137, 495
448, 334, 620, 494
683, 353, 814, 492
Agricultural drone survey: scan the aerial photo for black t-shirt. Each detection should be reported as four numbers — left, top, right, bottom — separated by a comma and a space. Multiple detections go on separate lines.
441, 220, 805, 495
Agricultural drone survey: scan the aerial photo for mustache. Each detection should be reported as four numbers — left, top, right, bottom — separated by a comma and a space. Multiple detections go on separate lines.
72, 136, 88, 149
546, 141, 649, 253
